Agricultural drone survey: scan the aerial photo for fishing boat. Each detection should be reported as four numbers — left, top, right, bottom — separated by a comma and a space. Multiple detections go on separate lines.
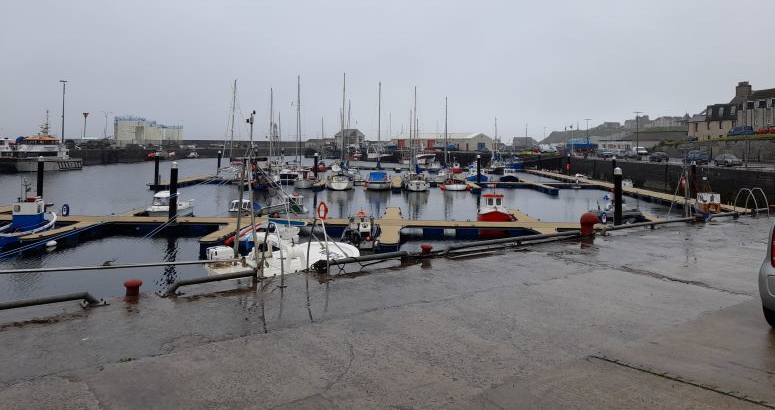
340, 210, 381, 251
0, 193, 57, 250
499, 167, 519, 182
293, 168, 318, 189
450, 160, 463, 174
439, 176, 468, 191
145, 190, 194, 217
205, 219, 360, 277
257, 193, 308, 217
477, 193, 516, 222
465, 164, 489, 182
365, 171, 391, 191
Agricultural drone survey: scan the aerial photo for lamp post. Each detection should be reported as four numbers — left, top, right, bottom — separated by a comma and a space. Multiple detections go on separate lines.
633, 111, 642, 152
82, 112, 89, 139
59, 80, 67, 139
100, 110, 112, 139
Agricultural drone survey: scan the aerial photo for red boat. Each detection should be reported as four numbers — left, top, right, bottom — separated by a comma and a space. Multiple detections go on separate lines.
477, 193, 516, 222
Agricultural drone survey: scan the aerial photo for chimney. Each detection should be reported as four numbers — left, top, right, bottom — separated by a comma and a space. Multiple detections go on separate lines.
736, 81, 752, 98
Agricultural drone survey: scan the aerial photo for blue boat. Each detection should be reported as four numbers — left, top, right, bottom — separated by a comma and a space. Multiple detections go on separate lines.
0, 196, 57, 250
365, 171, 391, 191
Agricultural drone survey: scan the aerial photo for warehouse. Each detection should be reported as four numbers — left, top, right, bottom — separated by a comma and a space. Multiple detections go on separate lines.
391, 132, 494, 151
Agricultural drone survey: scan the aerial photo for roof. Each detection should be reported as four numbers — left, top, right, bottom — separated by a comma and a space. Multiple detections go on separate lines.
393, 132, 491, 141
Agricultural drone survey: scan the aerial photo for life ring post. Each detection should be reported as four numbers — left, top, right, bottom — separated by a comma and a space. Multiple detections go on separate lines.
316, 201, 329, 220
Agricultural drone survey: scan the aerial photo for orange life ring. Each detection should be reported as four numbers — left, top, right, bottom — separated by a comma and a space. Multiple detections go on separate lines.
317, 201, 329, 220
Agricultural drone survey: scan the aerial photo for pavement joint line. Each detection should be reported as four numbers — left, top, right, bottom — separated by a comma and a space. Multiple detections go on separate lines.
590, 355, 775, 409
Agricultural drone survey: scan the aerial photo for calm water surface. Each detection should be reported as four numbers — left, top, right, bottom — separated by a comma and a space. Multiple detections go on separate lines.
0, 158, 672, 300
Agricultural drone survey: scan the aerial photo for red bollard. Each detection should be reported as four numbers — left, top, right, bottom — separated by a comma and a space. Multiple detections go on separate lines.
579, 213, 599, 236
420, 244, 433, 256
124, 279, 143, 300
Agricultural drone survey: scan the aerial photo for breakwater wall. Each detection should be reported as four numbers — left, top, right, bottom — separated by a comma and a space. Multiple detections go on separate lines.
533, 156, 775, 207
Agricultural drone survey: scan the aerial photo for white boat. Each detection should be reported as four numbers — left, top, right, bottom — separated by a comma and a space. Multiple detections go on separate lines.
293, 168, 317, 189
427, 159, 443, 173
205, 221, 360, 277
187, 151, 199, 159
348, 167, 366, 186
340, 210, 381, 251
330, 162, 342, 173
439, 176, 468, 191
0, 113, 82, 173
500, 168, 519, 182
326, 172, 353, 191
403, 172, 430, 192
433, 168, 450, 184
228, 199, 260, 215
145, 190, 194, 217
365, 171, 391, 191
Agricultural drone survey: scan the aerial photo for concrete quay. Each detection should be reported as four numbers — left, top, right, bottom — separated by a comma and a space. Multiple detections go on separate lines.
0, 216, 772, 409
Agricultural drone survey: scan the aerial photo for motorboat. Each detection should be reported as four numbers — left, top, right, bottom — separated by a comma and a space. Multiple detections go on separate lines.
205, 220, 360, 277
340, 210, 381, 251
348, 167, 366, 186
450, 160, 463, 174
187, 151, 199, 159
433, 168, 450, 184
403, 172, 430, 192
365, 171, 391, 191
0, 195, 57, 250
477, 193, 516, 222
589, 193, 644, 224
427, 159, 443, 173
499, 168, 519, 182
439, 176, 469, 191
228, 199, 262, 215
293, 168, 318, 189
145, 190, 194, 217
326, 172, 354, 191
488, 160, 505, 175
278, 166, 299, 184
465, 164, 489, 182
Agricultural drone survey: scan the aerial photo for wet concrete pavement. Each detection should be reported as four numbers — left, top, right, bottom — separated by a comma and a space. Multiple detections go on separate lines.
0, 216, 773, 409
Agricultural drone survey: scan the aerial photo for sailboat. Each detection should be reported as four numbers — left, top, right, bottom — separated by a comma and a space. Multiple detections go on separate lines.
327, 73, 354, 191
402, 87, 430, 192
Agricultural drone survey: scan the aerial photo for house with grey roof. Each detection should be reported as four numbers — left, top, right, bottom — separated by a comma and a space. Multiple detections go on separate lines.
391, 133, 494, 151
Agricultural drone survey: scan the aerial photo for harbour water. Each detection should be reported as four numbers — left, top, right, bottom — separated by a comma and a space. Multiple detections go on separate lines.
0, 158, 674, 301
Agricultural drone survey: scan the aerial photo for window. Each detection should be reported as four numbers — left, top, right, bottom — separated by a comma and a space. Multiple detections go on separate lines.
747, 101, 755, 109
719, 106, 725, 116
759, 100, 767, 108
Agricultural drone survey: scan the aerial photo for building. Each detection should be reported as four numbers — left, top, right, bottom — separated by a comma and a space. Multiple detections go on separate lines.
114, 116, 183, 147
624, 115, 650, 129
645, 115, 687, 129
334, 129, 365, 148
391, 133, 494, 151
730, 81, 775, 130
512, 136, 538, 149
688, 82, 775, 141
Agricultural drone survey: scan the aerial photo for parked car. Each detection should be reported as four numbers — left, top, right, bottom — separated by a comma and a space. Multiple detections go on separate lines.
755, 126, 775, 135
758, 223, 775, 327
683, 150, 709, 165
648, 152, 669, 162
727, 126, 754, 136
596, 150, 614, 159
635, 146, 648, 155
713, 153, 742, 167
623, 150, 640, 160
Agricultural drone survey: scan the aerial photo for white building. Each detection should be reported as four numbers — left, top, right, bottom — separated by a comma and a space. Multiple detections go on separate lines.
391, 133, 494, 151
114, 116, 183, 147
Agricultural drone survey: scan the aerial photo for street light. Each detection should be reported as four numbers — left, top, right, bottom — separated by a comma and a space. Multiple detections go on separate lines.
82, 112, 89, 139
100, 110, 113, 139
633, 111, 642, 152
59, 80, 67, 139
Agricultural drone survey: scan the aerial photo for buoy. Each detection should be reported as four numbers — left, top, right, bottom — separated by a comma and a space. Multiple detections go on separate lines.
45, 240, 57, 248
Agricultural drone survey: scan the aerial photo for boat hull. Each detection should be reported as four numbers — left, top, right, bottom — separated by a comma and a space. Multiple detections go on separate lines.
294, 179, 315, 189
0, 157, 82, 173
326, 180, 353, 191
365, 181, 391, 191
440, 183, 468, 191
477, 210, 515, 239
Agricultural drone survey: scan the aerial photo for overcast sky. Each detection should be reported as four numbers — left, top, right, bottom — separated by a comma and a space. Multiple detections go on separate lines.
2, 0, 774, 142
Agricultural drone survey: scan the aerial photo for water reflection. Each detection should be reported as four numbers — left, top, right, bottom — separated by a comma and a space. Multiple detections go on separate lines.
157, 236, 179, 287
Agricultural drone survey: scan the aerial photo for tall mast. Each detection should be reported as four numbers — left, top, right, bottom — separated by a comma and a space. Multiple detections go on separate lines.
229, 79, 237, 159
278, 112, 282, 160
413, 86, 417, 169
341, 73, 346, 164
377, 81, 382, 169
444, 97, 448, 168
493, 117, 498, 160
269, 88, 274, 160
296, 75, 301, 165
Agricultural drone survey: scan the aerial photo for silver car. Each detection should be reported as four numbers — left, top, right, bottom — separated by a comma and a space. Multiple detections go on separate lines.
759, 224, 775, 327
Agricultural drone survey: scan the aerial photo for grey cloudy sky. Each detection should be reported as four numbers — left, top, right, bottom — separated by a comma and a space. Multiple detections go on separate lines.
2, 0, 774, 142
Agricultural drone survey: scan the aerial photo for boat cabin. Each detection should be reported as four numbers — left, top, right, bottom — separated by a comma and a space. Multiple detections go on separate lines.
289, 193, 303, 207
483, 193, 504, 208
12, 196, 46, 226
151, 191, 172, 207
229, 199, 253, 213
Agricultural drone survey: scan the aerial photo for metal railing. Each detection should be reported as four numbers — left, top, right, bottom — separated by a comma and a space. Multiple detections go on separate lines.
157, 269, 257, 297
0, 292, 107, 310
